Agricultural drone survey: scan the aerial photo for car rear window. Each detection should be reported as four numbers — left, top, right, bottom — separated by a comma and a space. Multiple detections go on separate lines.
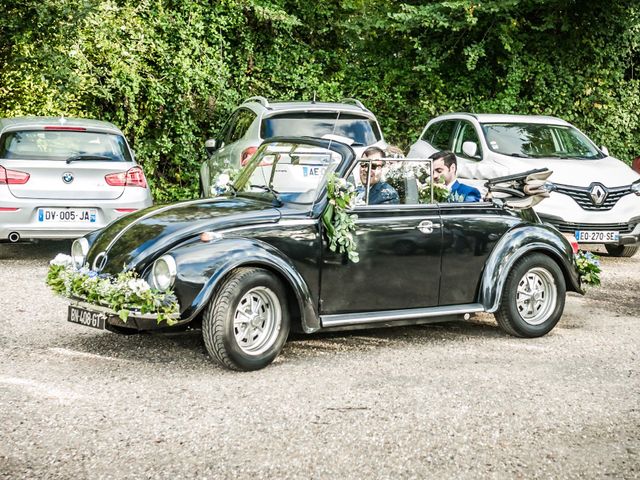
0, 130, 132, 162
261, 113, 382, 146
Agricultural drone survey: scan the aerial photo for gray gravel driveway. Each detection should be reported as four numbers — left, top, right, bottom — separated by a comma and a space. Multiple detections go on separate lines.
0, 241, 638, 479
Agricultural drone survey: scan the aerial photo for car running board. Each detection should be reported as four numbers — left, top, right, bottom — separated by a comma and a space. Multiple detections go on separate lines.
320, 303, 485, 331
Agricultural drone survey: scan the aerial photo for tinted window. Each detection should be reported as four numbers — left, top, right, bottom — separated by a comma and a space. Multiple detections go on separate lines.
421, 120, 457, 150
453, 121, 482, 160
0, 130, 132, 162
261, 113, 382, 145
481, 123, 603, 159
228, 109, 256, 143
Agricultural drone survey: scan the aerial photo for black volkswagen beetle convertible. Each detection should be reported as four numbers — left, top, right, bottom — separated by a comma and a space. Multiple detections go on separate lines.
56, 137, 583, 371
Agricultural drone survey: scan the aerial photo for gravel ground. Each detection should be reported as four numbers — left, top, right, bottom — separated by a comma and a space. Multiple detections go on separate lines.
0, 241, 638, 479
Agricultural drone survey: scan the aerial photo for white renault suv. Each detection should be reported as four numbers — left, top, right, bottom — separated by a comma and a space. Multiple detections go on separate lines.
200, 97, 387, 197
408, 113, 640, 257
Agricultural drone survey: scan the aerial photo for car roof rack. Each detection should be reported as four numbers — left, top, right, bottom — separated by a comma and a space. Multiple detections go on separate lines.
243, 96, 271, 109
339, 98, 367, 111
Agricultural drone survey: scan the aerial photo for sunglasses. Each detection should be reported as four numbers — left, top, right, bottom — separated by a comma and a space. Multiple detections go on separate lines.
362, 163, 382, 171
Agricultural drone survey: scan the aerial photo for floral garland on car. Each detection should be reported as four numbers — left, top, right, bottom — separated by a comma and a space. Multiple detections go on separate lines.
322, 174, 359, 263
46, 254, 180, 324
210, 167, 240, 196
386, 163, 449, 203
575, 250, 601, 287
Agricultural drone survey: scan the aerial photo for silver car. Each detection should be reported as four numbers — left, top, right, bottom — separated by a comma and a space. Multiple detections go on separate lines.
408, 113, 640, 257
0, 117, 153, 242
200, 97, 387, 197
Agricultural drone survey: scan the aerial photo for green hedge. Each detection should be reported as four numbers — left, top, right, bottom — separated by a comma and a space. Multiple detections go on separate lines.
1, 0, 638, 201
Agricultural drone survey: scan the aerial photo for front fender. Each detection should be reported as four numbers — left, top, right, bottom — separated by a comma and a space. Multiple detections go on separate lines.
169, 237, 320, 333
479, 224, 582, 312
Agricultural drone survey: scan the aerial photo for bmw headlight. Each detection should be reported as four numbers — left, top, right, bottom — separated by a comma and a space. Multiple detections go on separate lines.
152, 255, 177, 291
632, 180, 640, 196
71, 238, 89, 268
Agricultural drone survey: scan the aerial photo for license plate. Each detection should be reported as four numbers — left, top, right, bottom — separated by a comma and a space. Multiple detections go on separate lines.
575, 230, 619, 243
68, 305, 106, 330
38, 208, 96, 223
302, 166, 326, 177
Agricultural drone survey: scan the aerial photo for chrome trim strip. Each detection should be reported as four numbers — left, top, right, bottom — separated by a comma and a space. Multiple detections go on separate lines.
215, 218, 317, 237
320, 303, 485, 328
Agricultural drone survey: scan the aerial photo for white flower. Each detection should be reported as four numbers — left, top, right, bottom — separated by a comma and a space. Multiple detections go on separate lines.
215, 173, 230, 187
127, 278, 151, 294
50, 254, 74, 267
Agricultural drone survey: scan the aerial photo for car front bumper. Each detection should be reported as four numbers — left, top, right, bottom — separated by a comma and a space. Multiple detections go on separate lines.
539, 215, 640, 246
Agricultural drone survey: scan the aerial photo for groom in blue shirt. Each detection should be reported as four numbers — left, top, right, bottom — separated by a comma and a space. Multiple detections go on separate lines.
430, 150, 481, 203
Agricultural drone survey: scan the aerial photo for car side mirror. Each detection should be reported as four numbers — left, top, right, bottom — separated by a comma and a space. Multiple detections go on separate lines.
462, 141, 479, 158
205, 138, 219, 155
600, 145, 609, 156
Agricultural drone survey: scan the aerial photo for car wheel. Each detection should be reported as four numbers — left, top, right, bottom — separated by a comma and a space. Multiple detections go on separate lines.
202, 267, 290, 371
604, 244, 638, 257
495, 253, 566, 338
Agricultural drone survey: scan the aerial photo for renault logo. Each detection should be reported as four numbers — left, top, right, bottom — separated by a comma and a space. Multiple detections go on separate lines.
589, 183, 608, 206
62, 172, 74, 184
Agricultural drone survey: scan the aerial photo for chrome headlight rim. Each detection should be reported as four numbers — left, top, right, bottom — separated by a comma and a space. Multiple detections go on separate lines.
152, 255, 177, 291
631, 180, 640, 196
71, 238, 89, 269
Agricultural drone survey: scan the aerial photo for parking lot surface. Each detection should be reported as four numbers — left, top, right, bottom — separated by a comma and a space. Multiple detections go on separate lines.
0, 241, 638, 479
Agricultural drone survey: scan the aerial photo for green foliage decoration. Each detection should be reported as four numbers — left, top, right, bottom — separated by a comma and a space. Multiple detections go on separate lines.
322, 174, 359, 263
47, 254, 180, 324
575, 251, 602, 287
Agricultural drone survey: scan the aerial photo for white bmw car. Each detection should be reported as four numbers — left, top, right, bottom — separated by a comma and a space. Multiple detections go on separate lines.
408, 113, 640, 257
0, 117, 153, 242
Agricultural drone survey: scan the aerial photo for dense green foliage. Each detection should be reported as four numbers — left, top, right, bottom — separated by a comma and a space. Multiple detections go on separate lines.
1, 0, 639, 201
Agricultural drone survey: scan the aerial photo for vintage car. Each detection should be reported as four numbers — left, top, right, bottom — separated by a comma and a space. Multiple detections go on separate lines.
54, 137, 583, 371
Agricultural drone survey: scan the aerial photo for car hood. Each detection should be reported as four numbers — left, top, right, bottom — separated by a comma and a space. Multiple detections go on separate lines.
87, 196, 281, 274
489, 155, 640, 187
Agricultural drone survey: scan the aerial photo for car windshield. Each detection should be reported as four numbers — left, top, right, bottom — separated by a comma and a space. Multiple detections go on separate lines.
234, 141, 342, 204
261, 113, 382, 146
0, 130, 132, 162
481, 123, 604, 160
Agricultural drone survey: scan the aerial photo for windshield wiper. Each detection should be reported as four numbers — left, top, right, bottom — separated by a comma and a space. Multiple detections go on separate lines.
65, 154, 113, 164
507, 152, 531, 158
250, 184, 280, 196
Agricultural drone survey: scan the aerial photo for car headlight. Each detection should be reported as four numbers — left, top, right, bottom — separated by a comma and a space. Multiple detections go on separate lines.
71, 238, 89, 268
152, 255, 177, 291
632, 180, 640, 196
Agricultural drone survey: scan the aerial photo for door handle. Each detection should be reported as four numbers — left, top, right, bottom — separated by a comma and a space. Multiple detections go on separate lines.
416, 220, 440, 234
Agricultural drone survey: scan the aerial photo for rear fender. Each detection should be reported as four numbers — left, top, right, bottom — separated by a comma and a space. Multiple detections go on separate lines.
170, 237, 319, 333
479, 224, 582, 312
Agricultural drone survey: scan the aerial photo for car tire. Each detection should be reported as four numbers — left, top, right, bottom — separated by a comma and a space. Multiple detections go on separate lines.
495, 253, 566, 338
604, 244, 638, 257
202, 267, 290, 371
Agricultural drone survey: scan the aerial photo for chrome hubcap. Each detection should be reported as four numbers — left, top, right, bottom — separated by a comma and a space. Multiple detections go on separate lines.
516, 267, 557, 325
233, 287, 281, 355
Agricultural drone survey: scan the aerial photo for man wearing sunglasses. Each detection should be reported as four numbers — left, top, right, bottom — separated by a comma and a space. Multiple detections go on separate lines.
357, 146, 400, 205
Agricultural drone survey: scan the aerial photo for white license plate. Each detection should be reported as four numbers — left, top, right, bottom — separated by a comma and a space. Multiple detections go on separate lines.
68, 305, 105, 330
37, 208, 97, 223
575, 230, 619, 243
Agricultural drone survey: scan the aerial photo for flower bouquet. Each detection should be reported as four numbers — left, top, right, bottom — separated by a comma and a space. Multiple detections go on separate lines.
322, 174, 359, 263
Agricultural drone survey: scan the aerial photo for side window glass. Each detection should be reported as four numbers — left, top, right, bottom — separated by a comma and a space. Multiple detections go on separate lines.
425, 120, 457, 150
228, 109, 256, 143
453, 121, 483, 160
219, 112, 239, 145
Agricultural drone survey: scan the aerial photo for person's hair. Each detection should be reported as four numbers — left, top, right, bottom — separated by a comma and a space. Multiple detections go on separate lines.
429, 150, 457, 169
385, 145, 405, 158
362, 146, 385, 159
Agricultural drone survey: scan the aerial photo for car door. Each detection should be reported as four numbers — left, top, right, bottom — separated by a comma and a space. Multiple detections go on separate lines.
451, 119, 488, 191
206, 110, 239, 179
319, 161, 443, 314
408, 119, 458, 158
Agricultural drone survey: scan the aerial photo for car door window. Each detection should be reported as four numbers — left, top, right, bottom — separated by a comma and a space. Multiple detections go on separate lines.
218, 112, 238, 147
421, 120, 457, 150
453, 121, 483, 160
228, 109, 256, 144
